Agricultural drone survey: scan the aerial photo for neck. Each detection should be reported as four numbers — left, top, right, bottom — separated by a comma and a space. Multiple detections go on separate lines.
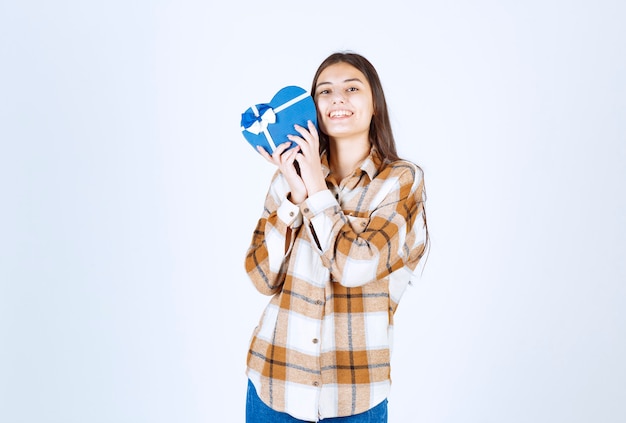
329, 135, 371, 182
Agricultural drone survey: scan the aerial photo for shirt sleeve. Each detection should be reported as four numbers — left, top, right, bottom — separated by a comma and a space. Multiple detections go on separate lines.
301, 162, 427, 287
244, 171, 303, 295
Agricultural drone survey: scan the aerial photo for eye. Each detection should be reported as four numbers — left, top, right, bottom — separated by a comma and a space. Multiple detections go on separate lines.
347, 86, 359, 92
318, 89, 330, 95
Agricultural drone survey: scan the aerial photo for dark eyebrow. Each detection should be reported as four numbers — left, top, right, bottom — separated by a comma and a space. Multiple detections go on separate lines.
316, 78, 364, 89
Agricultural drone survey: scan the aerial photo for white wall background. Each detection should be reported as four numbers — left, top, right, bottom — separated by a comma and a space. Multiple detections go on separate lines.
1, 1, 624, 422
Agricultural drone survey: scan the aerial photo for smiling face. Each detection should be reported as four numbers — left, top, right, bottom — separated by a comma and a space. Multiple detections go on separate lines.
314, 62, 374, 142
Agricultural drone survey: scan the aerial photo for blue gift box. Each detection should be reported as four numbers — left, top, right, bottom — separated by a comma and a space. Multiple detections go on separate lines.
240, 85, 318, 154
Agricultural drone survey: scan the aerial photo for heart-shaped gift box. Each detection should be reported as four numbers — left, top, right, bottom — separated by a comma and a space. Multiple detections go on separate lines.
240, 85, 318, 154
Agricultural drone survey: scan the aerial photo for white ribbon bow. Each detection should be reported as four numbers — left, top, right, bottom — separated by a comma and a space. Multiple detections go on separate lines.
244, 107, 276, 135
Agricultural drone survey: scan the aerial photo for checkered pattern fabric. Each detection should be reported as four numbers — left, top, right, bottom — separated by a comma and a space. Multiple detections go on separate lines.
245, 148, 427, 421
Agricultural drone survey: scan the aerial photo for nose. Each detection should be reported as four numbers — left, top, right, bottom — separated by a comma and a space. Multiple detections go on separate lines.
332, 92, 345, 104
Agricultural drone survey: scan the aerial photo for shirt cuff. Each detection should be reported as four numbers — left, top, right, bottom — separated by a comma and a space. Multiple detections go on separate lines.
301, 189, 336, 220
278, 197, 303, 228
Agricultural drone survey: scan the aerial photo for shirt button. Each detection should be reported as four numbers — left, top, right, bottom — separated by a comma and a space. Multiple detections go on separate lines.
361, 222, 366, 227
313, 381, 319, 387
312, 338, 318, 344
289, 211, 294, 217
303, 208, 310, 213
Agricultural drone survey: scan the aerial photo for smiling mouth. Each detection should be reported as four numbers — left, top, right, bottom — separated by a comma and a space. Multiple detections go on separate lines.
329, 110, 353, 118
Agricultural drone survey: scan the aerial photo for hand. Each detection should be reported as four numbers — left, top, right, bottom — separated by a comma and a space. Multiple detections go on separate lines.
256, 142, 307, 203
288, 121, 327, 196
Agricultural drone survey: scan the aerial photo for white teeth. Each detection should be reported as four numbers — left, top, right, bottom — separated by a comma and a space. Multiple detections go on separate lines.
330, 110, 352, 118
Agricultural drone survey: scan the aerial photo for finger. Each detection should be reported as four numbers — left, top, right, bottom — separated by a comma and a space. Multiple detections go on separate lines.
286, 133, 303, 147
307, 120, 319, 138
280, 146, 299, 164
271, 144, 292, 166
293, 124, 312, 141
288, 135, 315, 159
270, 142, 292, 160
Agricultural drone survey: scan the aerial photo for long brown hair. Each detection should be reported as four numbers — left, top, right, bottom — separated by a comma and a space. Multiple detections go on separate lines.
310, 52, 399, 163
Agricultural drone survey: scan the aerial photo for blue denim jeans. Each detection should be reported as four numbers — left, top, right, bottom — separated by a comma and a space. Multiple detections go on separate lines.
246, 379, 388, 423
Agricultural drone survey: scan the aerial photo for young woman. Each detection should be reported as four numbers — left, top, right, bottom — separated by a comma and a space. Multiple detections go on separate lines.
244, 52, 429, 423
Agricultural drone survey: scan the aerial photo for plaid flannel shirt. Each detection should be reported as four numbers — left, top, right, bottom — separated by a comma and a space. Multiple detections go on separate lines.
245, 148, 427, 421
